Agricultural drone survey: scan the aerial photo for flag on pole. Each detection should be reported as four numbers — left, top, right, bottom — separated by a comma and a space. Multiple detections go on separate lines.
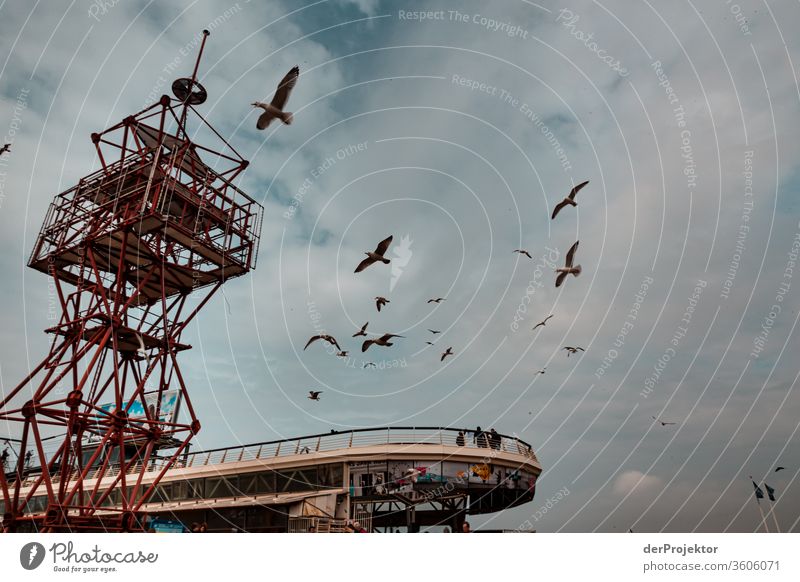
764, 483, 776, 502
750, 477, 770, 531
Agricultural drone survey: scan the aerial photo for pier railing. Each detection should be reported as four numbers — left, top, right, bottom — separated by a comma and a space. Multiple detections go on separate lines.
7, 427, 538, 489
177, 427, 538, 470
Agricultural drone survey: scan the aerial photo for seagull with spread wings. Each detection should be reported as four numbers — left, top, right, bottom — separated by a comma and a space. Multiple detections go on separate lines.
427, 297, 446, 304
304, 334, 341, 352
513, 249, 532, 259
0, 143, 10, 156
355, 236, 393, 273
532, 315, 554, 330
353, 322, 369, 337
551, 180, 589, 219
362, 333, 404, 352
651, 416, 676, 426
555, 241, 581, 287
308, 390, 322, 401
563, 346, 584, 356
252, 66, 299, 129
441, 347, 454, 362
375, 296, 390, 312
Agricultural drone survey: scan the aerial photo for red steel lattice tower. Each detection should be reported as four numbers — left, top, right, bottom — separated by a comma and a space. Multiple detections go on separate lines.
0, 31, 263, 532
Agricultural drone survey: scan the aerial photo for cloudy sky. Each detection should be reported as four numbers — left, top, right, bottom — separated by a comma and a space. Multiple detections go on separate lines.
1, 0, 799, 532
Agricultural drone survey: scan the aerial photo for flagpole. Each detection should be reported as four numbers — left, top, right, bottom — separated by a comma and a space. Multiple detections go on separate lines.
763, 482, 781, 533
768, 502, 781, 533
750, 477, 770, 533
755, 500, 770, 533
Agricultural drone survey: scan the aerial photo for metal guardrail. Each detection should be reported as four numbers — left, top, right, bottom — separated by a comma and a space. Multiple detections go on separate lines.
9, 427, 538, 489
177, 427, 537, 470
288, 516, 349, 533
181, 427, 537, 477
29, 153, 263, 274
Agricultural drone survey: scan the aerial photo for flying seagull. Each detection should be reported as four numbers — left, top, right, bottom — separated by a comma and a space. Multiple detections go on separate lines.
0, 143, 10, 156
651, 416, 676, 426
551, 180, 589, 219
375, 296, 390, 312
304, 334, 341, 351
362, 333, 404, 352
555, 241, 581, 287
535, 367, 546, 375
532, 315, 554, 330
336, 351, 349, 358
428, 329, 441, 334
252, 66, 299, 129
513, 249, 532, 259
363, 362, 376, 368
441, 347, 454, 362
427, 297, 446, 304
775, 467, 785, 472
353, 322, 369, 337
563, 346, 584, 356
308, 390, 322, 401
425, 341, 435, 346
355, 236, 393, 273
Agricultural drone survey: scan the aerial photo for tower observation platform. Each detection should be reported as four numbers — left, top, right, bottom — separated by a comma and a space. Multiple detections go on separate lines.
3, 427, 541, 533
0, 31, 264, 533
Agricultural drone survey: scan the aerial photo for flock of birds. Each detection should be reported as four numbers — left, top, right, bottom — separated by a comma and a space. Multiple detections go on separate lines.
300, 180, 592, 402
250, 65, 679, 433
251, 60, 598, 404
302, 231, 465, 402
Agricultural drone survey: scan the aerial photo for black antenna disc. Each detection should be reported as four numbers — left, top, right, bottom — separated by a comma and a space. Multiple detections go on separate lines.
171, 77, 207, 105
